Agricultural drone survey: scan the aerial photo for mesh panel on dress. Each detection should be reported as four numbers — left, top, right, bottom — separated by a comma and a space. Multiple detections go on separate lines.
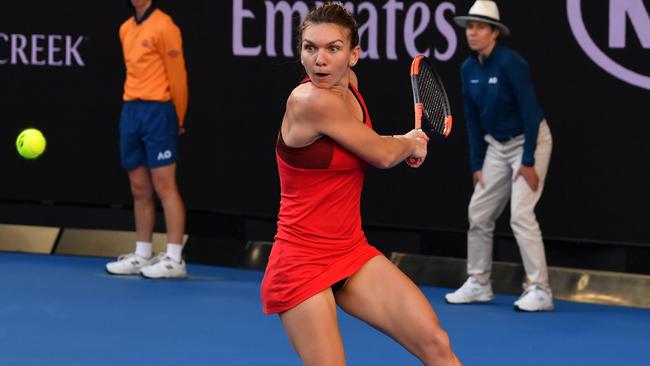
277, 134, 333, 169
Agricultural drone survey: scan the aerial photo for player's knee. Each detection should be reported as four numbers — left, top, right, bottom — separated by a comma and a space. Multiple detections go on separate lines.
130, 181, 153, 201
152, 176, 176, 196
417, 327, 453, 362
510, 210, 536, 232
468, 208, 491, 229
416, 320, 451, 360
432, 329, 452, 352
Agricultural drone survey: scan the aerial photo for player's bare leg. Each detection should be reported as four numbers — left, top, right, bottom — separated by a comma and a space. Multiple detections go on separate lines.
128, 166, 155, 243
280, 289, 347, 366
151, 163, 185, 245
336, 256, 462, 366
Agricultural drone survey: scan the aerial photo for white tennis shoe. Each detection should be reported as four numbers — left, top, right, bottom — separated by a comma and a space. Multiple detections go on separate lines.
140, 253, 188, 279
106, 253, 153, 275
514, 284, 554, 312
445, 276, 495, 304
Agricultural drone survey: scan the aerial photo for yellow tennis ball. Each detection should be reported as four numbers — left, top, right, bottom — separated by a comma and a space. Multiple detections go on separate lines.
16, 128, 47, 159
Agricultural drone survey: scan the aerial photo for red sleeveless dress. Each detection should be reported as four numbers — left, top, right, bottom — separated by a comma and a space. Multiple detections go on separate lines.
261, 83, 382, 314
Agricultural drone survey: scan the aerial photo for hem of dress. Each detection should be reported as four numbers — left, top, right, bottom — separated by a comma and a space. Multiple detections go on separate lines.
262, 251, 382, 314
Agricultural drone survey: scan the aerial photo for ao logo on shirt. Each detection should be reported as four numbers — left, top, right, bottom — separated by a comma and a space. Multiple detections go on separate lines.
567, 0, 650, 90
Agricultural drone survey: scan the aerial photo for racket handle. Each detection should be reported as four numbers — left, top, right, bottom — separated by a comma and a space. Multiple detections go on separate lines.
414, 103, 423, 130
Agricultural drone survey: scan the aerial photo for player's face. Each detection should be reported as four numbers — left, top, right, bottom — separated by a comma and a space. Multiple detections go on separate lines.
300, 23, 360, 88
465, 21, 499, 54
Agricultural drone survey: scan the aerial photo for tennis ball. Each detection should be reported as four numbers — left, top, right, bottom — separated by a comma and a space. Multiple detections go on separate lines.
16, 128, 47, 159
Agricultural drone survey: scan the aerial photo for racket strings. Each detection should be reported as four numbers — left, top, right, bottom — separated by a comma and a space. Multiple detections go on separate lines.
417, 65, 449, 135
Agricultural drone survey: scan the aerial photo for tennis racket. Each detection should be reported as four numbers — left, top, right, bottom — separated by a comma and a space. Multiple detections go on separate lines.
407, 55, 452, 166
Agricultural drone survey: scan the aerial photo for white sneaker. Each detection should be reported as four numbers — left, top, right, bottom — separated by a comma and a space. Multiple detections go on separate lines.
140, 253, 188, 279
106, 253, 153, 275
514, 285, 554, 312
445, 276, 495, 304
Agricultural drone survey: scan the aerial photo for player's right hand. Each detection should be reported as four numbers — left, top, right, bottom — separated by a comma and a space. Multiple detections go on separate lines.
405, 129, 428, 167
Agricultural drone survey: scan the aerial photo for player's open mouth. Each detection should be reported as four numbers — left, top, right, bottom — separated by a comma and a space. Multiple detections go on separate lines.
315, 73, 328, 77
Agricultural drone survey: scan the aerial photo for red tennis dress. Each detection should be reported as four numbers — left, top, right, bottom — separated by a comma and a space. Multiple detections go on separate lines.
261, 83, 382, 314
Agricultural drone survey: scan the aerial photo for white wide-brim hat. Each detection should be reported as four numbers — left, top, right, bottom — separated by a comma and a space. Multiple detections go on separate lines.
454, 0, 510, 36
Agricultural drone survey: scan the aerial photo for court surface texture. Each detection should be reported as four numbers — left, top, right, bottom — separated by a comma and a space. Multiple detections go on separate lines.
1, 252, 648, 365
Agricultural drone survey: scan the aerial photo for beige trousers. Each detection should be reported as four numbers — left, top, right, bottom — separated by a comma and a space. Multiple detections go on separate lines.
467, 121, 552, 287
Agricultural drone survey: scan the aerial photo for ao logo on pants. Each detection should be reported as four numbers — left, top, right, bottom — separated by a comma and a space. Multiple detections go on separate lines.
567, 0, 650, 90
157, 150, 172, 161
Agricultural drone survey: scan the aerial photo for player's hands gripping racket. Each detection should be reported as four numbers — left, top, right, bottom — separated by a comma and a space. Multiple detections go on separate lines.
407, 55, 452, 167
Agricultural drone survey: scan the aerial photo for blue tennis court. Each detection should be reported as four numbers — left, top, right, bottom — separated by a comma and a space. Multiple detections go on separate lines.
1, 251, 648, 365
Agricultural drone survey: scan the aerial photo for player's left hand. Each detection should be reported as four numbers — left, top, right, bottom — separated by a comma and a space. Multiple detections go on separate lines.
514, 165, 539, 191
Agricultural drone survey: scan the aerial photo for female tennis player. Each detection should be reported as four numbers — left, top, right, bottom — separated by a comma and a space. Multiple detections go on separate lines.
260, 3, 462, 365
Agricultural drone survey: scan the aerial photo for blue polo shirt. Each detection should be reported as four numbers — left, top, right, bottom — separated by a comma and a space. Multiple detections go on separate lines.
461, 44, 545, 172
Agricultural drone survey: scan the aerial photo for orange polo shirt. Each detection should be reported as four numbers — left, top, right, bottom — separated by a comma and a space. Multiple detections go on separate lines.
119, 8, 188, 126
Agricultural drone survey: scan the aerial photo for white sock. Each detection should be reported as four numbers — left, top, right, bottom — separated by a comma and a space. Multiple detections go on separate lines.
135, 241, 153, 259
472, 273, 490, 285
166, 243, 183, 263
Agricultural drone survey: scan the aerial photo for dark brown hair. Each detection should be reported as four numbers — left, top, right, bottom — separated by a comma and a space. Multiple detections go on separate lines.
297, 2, 359, 53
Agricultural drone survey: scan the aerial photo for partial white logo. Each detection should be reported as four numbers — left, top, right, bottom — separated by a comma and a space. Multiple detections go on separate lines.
488, 77, 498, 84
157, 150, 172, 161
232, 0, 458, 61
0, 33, 86, 66
567, 0, 650, 90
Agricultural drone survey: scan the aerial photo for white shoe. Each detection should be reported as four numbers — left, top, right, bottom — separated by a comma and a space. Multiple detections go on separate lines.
514, 284, 554, 312
106, 253, 153, 275
140, 253, 188, 279
445, 276, 495, 304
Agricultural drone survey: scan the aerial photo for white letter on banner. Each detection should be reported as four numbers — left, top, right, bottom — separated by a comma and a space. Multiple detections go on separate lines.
383, 0, 404, 60
233, 0, 262, 56
434, 2, 457, 61
404, 2, 430, 58
265, 1, 309, 57
609, 0, 650, 48
31, 34, 46, 66
358, 2, 380, 60
11, 34, 28, 65
0, 33, 8, 64
65, 35, 84, 66
48, 35, 63, 66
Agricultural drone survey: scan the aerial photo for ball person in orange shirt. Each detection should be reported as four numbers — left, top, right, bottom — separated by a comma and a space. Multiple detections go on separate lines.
106, 0, 189, 279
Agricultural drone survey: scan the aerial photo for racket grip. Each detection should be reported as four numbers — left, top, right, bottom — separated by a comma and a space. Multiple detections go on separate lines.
409, 103, 424, 167
414, 103, 423, 130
